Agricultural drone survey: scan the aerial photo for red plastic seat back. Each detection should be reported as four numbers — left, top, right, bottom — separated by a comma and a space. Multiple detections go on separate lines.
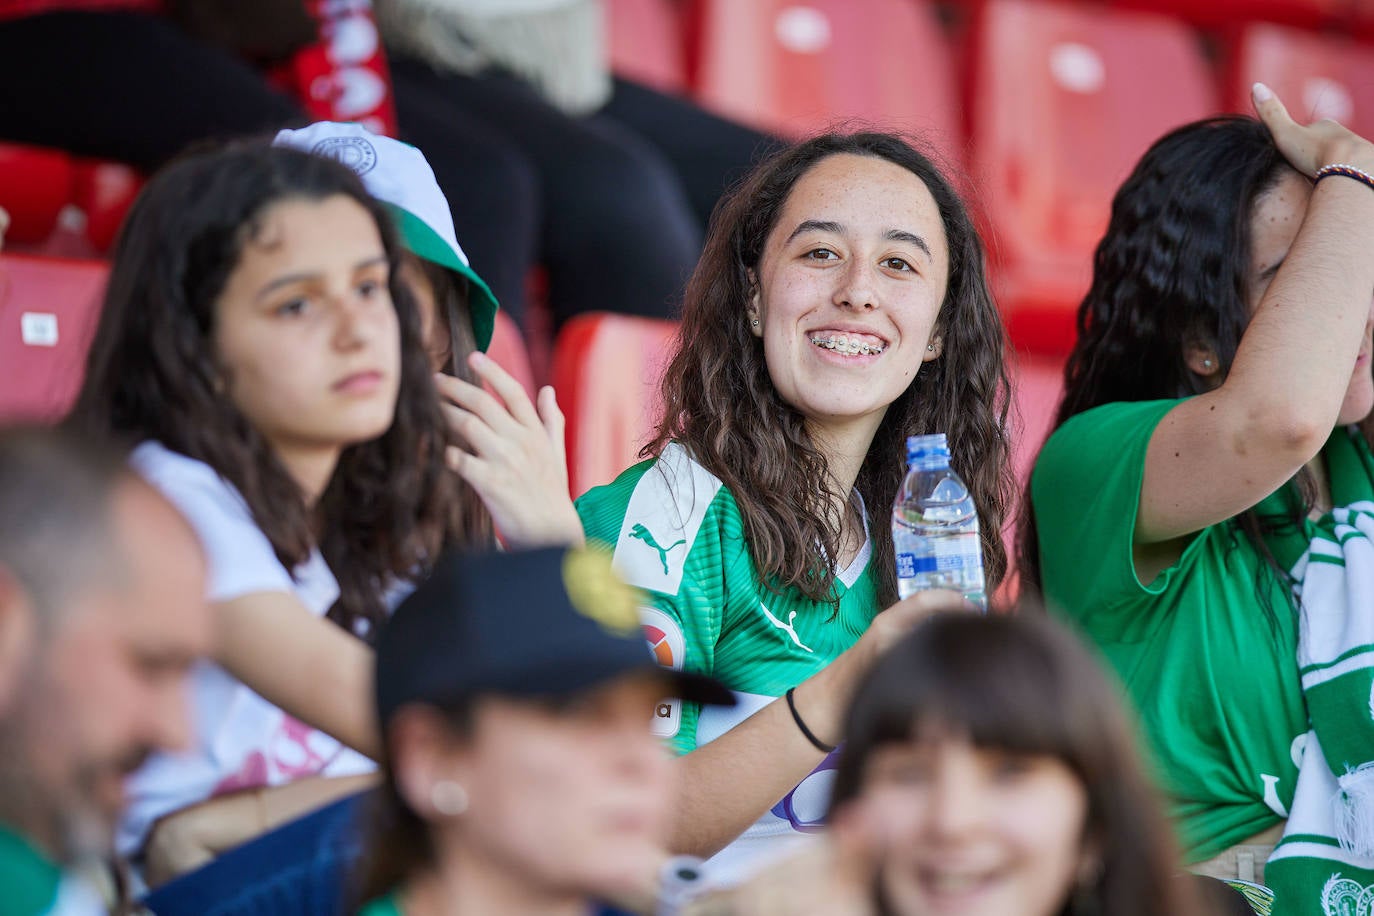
0, 144, 143, 255
969, 0, 1215, 356
606, 0, 687, 93
0, 254, 109, 423
690, 0, 963, 163
552, 313, 678, 497
485, 308, 537, 401
0, 144, 75, 247
996, 350, 1067, 603
1110, 0, 1344, 29
72, 159, 143, 253
1228, 23, 1374, 138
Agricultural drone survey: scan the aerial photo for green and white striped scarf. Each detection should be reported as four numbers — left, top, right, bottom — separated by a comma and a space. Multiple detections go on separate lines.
1264, 427, 1374, 915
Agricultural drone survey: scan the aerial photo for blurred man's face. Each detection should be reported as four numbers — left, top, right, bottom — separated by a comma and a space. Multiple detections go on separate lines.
0, 482, 210, 860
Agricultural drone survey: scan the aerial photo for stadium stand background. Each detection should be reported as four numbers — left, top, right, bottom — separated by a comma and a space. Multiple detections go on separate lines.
4, 0, 1373, 524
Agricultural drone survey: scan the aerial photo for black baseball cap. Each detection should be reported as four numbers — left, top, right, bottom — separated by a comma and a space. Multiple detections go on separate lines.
375, 547, 735, 728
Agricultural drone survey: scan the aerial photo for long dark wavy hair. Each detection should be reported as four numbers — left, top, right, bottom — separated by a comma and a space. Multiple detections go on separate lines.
830, 611, 1201, 916
69, 143, 487, 636
647, 132, 1013, 606
1016, 116, 1302, 615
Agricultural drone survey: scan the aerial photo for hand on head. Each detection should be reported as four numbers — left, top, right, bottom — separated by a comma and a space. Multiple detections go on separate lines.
436, 352, 583, 549
1252, 82, 1374, 176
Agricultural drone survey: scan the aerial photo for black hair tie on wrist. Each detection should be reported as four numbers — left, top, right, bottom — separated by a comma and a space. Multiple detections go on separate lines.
785, 686, 836, 754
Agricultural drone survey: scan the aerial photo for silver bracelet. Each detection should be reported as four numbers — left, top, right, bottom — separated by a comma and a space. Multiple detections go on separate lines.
1315, 163, 1374, 193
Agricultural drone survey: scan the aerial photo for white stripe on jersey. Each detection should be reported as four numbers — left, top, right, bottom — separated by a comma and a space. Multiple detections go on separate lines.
611, 442, 723, 595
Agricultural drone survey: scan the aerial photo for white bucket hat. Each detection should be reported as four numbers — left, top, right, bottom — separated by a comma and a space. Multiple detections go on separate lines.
273, 121, 499, 351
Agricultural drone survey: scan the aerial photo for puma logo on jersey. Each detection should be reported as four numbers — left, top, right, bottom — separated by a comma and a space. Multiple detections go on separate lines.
760, 602, 813, 653
629, 524, 686, 575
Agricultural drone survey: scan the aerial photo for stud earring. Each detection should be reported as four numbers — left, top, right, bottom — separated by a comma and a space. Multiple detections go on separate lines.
430, 780, 469, 816
751, 318, 760, 327
927, 344, 935, 351
1203, 359, 1213, 369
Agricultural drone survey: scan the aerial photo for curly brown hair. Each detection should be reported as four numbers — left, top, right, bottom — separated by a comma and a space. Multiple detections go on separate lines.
647, 132, 1013, 606
69, 143, 487, 636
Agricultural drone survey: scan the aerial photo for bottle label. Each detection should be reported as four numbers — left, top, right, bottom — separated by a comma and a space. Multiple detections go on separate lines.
903, 552, 980, 574
896, 552, 917, 578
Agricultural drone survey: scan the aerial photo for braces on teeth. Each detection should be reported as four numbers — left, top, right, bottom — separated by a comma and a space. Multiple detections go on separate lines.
810, 335, 886, 356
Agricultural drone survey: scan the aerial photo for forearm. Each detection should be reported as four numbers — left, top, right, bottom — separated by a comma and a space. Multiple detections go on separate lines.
1228, 158, 1374, 440
143, 773, 379, 887
257, 772, 377, 831
215, 593, 382, 760
666, 667, 856, 858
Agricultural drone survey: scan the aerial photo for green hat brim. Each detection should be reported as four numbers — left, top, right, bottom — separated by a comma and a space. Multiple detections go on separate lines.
386, 204, 499, 352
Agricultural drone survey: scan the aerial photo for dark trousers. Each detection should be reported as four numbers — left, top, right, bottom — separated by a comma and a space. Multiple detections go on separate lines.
141, 793, 367, 916
391, 60, 781, 327
0, 11, 302, 170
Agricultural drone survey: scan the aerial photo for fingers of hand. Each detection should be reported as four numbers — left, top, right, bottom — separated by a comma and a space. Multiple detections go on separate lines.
467, 352, 542, 427
1252, 82, 1370, 175
891, 588, 973, 619
537, 385, 568, 455
436, 373, 524, 440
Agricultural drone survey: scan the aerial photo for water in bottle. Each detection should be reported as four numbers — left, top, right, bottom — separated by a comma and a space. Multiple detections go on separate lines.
892, 433, 986, 608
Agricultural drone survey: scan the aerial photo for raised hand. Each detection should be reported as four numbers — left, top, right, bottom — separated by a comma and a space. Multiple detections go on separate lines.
1252, 82, 1374, 177
436, 352, 584, 549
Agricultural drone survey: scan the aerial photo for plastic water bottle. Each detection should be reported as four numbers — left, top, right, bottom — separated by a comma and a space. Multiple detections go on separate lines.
892, 433, 986, 609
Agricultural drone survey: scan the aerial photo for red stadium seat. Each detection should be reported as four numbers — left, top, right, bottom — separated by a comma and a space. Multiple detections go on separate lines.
1226, 23, 1374, 138
968, 0, 1216, 356
0, 254, 109, 423
0, 144, 76, 247
0, 144, 142, 255
994, 350, 1066, 602
688, 0, 964, 163
1110, 0, 1345, 29
606, 0, 688, 93
1010, 352, 1065, 492
486, 308, 538, 401
551, 312, 678, 497
71, 159, 143, 253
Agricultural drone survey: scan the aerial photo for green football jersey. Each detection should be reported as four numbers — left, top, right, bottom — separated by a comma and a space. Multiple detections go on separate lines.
577, 443, 880, 881
1032, 398, 1306, 863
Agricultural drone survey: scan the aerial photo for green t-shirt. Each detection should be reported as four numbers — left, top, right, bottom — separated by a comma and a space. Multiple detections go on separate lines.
577, 443, 880, 879
1032, 398, 1306, 862
0, 825, 61, 916
357, 892, 402, 916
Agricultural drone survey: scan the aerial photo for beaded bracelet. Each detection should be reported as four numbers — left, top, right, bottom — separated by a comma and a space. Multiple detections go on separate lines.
1315, 163, 1374, 193
785, 687, 836, 753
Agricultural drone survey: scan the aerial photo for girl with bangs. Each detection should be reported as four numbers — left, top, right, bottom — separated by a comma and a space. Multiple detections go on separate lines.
67, 140, 576, 899
822, 612, 1206, 916
577, 131, 1013, 882
684, 613, 1246, 916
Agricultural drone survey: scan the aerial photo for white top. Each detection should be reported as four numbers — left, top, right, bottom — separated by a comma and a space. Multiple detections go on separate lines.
116, 443, 375, 858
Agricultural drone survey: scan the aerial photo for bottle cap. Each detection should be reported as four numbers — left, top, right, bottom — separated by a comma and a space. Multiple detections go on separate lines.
906, 433, 950, 467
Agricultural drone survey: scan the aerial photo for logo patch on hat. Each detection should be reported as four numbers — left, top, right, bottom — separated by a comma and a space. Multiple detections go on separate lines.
562, 548, 639, 637
311, 136, 378, 176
